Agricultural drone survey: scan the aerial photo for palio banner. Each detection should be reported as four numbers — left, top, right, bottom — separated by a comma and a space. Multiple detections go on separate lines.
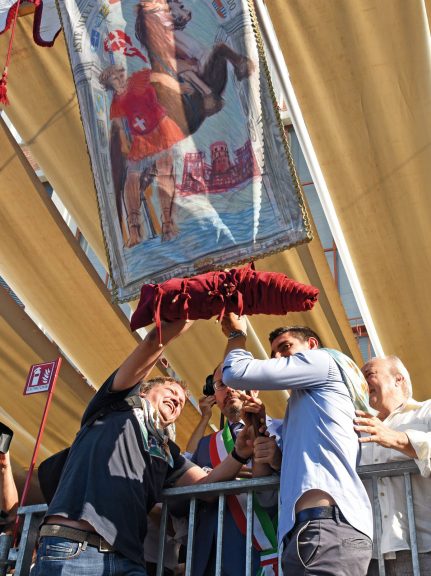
58, 0, 312, 301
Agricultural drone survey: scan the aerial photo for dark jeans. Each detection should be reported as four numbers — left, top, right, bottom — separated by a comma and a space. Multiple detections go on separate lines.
282, 517, 372, 575
31, 536, 148, 576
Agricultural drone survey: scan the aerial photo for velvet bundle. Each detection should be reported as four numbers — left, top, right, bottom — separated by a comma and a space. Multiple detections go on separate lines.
130, 265, 319, 343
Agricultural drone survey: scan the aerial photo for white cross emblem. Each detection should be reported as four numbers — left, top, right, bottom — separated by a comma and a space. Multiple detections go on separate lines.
133, 116, 146, 131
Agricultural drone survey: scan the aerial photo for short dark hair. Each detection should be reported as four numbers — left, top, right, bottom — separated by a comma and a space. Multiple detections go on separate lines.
139, 376, 188, 396
268, 326, 323, 348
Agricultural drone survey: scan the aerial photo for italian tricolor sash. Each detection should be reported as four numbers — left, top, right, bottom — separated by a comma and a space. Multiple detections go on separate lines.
209, 423, 278, 576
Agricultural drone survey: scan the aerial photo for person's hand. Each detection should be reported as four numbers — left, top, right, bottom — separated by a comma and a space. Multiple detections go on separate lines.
179, 81, 194, 95
236, 465, 252, 479
198, 395, 216, 419
240, 394, 266, 435
0, 451, 10, 472
354, 410, 410, 450
253, 435, 281, 471
234, 424, 254, 461
221, 312, 247, 338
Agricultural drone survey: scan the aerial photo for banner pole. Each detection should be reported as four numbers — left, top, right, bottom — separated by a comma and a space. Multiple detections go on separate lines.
13, 357, 62, 544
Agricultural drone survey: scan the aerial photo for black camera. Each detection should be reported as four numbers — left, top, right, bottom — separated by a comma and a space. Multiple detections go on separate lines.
0, 422, 13, 454
202, 373, 215, 396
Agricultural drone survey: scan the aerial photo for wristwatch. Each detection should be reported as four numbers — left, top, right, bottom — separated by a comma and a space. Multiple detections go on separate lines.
228, 330, 247, 341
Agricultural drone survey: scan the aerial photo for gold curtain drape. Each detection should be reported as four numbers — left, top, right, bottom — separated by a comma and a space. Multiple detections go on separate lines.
0, 10, 370, 492
266, 0, 431, 399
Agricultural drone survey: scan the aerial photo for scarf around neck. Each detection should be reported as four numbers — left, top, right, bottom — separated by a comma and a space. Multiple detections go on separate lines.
324, 348, 377, 414
133, 398, 176, 466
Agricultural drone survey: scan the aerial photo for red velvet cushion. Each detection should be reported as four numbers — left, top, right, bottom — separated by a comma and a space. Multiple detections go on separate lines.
130, 265, 319, 341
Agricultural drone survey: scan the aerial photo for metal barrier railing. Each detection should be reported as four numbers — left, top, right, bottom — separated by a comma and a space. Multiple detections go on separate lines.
2, 504, 46, 576
1, 460, 420, 576
358, 459, 420, 576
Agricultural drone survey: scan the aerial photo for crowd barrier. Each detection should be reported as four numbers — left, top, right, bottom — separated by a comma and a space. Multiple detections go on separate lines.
0, 460, 420, 576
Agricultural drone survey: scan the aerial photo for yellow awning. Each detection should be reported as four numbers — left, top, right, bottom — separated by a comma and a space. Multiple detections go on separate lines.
266, 0, 431, 398
0, 10, 376, 496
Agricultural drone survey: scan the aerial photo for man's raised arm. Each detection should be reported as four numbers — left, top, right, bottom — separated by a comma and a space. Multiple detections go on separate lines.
113, 320, 194, 391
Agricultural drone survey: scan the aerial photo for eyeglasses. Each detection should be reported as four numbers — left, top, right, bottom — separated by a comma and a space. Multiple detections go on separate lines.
213, 380, 227, 391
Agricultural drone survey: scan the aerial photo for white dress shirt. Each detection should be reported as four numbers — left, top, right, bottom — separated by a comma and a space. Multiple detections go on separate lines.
360, 398, 431, 557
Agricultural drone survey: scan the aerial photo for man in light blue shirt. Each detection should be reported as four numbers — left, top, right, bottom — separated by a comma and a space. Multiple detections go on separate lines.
222, 317, 373, 576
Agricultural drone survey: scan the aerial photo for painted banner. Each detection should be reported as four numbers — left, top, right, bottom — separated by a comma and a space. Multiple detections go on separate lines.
0, 0, 61, 46
58, 0, 312, 301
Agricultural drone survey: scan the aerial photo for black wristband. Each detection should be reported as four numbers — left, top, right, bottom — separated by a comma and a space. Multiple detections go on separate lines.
231, 447, 248, 465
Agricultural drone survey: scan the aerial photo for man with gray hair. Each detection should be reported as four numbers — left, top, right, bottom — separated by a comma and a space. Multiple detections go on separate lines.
31, 320, 255, 576
355, 355, 431, 576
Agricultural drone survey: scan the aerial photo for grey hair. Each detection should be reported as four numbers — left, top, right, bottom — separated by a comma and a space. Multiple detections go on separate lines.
139, 376, 188, 396
364, 355, 412, 398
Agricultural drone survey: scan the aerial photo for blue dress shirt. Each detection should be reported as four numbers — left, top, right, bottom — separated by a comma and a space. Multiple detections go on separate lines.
223, 347, 373, 543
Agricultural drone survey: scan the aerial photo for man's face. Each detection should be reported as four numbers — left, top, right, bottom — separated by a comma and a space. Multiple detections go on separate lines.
143, 381, 186, 427
361, 359, 397, 410
109, 68, 127, 94
212, 365, 244, 421
271, 332, 310, 358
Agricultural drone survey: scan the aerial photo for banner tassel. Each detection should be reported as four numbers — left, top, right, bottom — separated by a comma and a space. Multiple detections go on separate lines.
0, 1, 21, 106
0, 70, 10, 106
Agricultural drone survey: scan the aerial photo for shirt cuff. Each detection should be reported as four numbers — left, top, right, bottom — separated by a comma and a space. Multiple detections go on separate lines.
405, 429, 431, 477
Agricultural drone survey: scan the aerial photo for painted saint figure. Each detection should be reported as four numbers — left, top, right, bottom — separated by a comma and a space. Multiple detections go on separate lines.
100, 64, 189, 245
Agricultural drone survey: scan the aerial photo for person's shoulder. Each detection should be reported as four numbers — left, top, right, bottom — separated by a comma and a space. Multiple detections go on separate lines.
293, 348, 332, 366
420, 398, 431, 408
81, 369, 139, 426
195, 432, 213, 451
407, 398, 431, 414
167, 438, 182, 455
129, 68, 151, 89
296, 348, 330, 358
191, 433, 213, 464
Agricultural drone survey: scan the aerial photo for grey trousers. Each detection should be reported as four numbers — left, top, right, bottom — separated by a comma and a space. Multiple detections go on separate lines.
367, 550, 431, 576
282, 518, 372, 575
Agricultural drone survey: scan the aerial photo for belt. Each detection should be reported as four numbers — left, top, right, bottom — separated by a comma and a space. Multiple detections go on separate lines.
286, 506, 347, 540
296, 505, 345, 524
40, 524, 115, 553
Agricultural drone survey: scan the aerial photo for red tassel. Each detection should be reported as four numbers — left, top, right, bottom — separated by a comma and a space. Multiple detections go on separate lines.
0, 71, 10, 106
0, 0, 21, 107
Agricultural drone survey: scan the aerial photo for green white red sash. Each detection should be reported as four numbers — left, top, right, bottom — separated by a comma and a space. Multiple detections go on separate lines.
209, 423, 278, 576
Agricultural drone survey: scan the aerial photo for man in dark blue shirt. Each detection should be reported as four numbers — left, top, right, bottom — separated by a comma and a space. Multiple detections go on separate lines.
32, 320, 254, 576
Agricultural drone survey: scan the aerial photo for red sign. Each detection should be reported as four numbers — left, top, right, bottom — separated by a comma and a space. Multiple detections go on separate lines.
23, 360, 60, 395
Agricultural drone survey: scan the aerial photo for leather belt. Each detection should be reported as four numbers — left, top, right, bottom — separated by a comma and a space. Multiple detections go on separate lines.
286, 505, 348, 540
40, 524, 115, 553
295, 505, 346, 524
